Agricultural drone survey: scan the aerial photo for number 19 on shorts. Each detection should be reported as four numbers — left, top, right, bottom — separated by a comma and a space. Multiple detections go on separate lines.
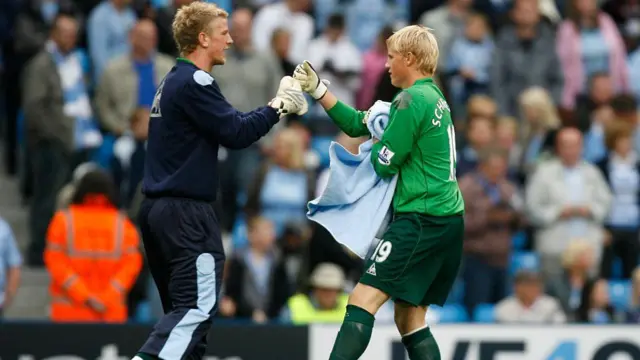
371, 240, 392, 263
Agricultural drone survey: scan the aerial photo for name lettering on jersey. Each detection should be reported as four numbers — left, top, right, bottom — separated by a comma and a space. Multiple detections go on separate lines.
150, 79, 165, 118
431, 98, 451, 127
377, 145, 395, 166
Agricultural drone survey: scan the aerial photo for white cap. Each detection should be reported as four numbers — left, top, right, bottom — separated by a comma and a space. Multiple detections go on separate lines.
310, 263, 345, 290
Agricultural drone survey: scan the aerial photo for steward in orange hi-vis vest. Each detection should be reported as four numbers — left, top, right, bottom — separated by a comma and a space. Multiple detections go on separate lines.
44, 169, 142, 323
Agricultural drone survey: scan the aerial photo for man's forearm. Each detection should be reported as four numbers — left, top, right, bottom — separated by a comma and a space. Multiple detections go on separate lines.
4, 268, 20, 308
318, 90, 338, 110
319, 90, 369, 138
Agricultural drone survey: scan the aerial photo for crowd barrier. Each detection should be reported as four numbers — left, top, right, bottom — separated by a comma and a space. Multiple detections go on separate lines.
1, 322, 640, 360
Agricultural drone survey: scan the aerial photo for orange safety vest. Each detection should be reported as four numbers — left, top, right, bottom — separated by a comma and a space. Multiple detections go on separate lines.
44, 202, 142, 323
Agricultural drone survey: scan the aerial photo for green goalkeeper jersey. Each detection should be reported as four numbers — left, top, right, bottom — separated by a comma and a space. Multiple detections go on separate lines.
326, 77, 464, 216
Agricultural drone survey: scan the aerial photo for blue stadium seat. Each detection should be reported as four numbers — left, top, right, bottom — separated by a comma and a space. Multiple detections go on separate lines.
446, 279, 464, 304
436, 304, 468, 323
473, 303, 496, 323
611, 258, 623, 279
311, 136, 333, 169
133, 301, 152, 323
510, 251, 540, 275
511, 231, 526, 250
231, 216, 249, 249
609, 280, 631, 309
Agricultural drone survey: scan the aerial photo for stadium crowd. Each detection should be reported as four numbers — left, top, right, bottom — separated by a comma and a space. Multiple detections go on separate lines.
0, 0, 640, 326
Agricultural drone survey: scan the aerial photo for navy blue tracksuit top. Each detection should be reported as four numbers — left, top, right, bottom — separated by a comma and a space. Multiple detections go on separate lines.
142, 58, 280, 202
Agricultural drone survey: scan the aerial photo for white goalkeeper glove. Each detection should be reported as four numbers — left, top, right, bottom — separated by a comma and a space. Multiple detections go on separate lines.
268, 76, 308, 118
293, 60, 330, 100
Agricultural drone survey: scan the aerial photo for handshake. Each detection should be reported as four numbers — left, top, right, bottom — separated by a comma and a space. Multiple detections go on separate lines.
268, 60, 329, 118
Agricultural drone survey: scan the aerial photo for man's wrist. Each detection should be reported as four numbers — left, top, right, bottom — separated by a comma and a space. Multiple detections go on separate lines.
311, 81, 328, 100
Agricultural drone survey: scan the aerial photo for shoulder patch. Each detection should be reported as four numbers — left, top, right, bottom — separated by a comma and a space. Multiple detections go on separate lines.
393, 91, 413, 110
193, 70, 214, 86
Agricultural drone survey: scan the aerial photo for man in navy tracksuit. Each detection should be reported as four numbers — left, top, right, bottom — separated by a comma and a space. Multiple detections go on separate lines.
132, 3, 307, 360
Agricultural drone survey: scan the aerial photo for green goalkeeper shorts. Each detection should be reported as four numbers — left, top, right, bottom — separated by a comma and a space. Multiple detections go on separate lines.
360, 212, 464, 307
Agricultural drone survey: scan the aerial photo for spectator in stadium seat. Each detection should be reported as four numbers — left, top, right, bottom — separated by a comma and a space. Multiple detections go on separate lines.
490, 0, 563, 116
95, 19, 173, 138
556, 0, 629, 111
245, 128, 316, 237
445, 12, 494, 111
252, 0, 313, 64
575, 73, 615, 134
279, 221, 310, 294
282, 262, 348, 324
609, 95, 640, 156
625, 267, 640, 323
87, 0, 137, 81
0, 217, 22, 319
459, 147, 524, 316
213, 7, 283, 144
419, 0, 472, 70
526, 127, 612, 279
356, 26, 393, 110
495, 116, 523, 176
23, 14, 100, 266
596, 121, 640, 279
306, 13, 362, 108
7, 0, 76, 176
456, 99, 496, 178
576, 278, 616, 323
44, 168, 142, 323
495, 271, 567, 324
154, 0, 196, 57
219, 216, 291, 323
546, 240, 596, 320
270, 28, 295, 76
517, 87, 562, 181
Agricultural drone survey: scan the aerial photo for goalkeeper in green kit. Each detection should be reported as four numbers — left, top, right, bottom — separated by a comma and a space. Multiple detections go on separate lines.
293, 25, 464, 360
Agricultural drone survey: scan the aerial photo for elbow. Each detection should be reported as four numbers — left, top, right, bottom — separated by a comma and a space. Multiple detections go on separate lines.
221, 138, 255, 150
373, 166, 396, 179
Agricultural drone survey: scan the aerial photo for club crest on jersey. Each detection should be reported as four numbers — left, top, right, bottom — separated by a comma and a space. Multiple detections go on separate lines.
377, 146, 394, 166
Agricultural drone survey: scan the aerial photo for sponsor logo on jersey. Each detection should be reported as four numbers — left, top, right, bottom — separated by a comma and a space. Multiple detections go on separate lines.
377, 146, 395, 166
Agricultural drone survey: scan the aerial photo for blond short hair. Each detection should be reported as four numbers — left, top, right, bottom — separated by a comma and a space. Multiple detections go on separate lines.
519, 87, 561, 130
386, 25, 439, 75
172, 1, 228, 56
561, 239, 593, 268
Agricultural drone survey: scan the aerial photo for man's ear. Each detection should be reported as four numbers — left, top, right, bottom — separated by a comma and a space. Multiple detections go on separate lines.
199, 32, 209, 48
404, 52, 416, 67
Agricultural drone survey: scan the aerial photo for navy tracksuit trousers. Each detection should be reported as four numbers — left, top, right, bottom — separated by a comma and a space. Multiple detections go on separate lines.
137, 197, 225, 360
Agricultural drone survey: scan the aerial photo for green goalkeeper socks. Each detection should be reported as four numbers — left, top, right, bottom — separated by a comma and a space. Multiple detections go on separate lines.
402, 326, 440, 360
329, 305, 375, 360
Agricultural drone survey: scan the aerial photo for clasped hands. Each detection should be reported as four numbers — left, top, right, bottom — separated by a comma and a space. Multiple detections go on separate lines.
269, 60, 328, 118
